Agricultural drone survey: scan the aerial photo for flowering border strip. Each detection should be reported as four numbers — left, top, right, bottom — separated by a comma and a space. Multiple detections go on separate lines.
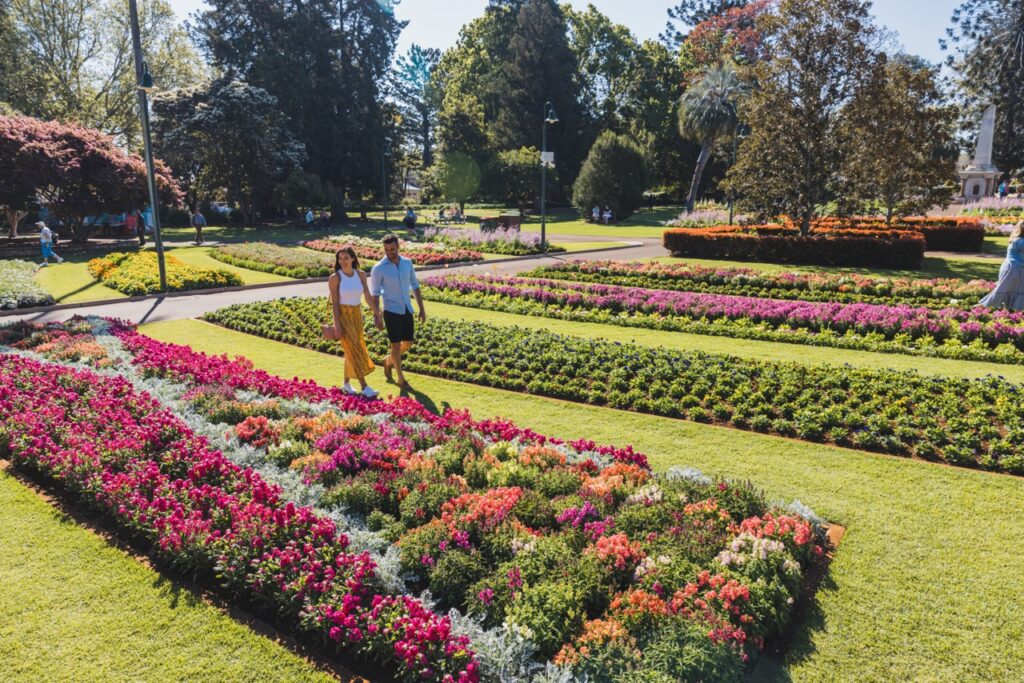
203, 297, 1024, 475
1, 319, 833, 680
663, 225, 926, 268
303, 235, 484, 267
523, 260, 994, 309
419, 274, 1024, 366
0, 352, 481, 682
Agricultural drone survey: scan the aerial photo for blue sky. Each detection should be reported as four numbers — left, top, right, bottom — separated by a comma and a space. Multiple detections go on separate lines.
168, 0, 962, 65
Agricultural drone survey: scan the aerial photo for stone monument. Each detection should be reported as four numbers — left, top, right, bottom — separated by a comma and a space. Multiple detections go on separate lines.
959, 105, 1001, 199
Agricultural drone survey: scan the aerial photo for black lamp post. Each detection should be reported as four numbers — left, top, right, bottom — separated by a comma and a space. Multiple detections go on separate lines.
727, 123, 749, 226
540, 101, 559, 248
128, 0, 167, 292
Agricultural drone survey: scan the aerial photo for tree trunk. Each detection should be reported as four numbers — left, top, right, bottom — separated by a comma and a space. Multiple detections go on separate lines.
422, 112, 433, 168
885, 204, 893, 226
5, 209, 27, 239
686, 139, 713, 212
800, 211, 812, 237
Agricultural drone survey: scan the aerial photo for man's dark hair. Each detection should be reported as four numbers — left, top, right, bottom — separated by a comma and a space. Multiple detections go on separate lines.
382, 233, 399, 245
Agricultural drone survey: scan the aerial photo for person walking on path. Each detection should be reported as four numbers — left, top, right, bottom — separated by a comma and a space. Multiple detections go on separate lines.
191, 208, 207, 245
328, 245, 378, 398
126, 209, 143, 246
370, 234, 426, 388
980, 221, 1024, 310
35, 221, 63, 269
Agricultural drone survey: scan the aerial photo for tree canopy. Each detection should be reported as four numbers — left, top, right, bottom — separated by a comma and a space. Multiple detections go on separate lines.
0, 114, 181, 242
572, 132, 648, 220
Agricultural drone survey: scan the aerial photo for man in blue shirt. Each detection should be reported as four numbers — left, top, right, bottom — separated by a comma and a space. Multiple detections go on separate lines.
369, 234, 427, 387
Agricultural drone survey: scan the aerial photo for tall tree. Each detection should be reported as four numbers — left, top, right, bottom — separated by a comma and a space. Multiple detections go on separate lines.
193, 0, 403, 213
661, 0, 747, 49
565, 5, 642, 134
0, 0, 38, 115
10, 0, 204, 144
392, 44, 441, 167
727, 0, 879, 234
841, 56, 958, 223
0, 114, 181, 242
432, 94, 490, 210
151, 79, 305, 225
492, 0, 586, 188
678, 0, 769, 84
678, 61, 747, 211
942, 0, 1024, 174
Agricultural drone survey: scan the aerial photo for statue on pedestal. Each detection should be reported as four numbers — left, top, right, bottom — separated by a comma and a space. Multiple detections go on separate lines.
959, 105, 1002, 199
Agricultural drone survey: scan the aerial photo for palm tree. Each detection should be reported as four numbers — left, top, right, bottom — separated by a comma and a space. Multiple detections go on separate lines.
678, 61, 747, 212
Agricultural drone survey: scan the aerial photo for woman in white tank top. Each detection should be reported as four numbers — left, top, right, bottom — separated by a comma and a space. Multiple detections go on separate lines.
328, 246, 378, 397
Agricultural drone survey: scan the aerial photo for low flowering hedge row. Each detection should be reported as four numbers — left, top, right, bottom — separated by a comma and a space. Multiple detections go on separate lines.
205, 297, 1024, 474
804, 217, 985, 252
524, 261, 994, 309
422, 227, 566, 256
0, 259, 54, 309
87, 251, 242, 295
0, 351, 480, 682
210, 242, 335, 278
0, 318, 826, 679
662, 225, 926, 268
420, 274, 1024, 365
303, 235, 484, 267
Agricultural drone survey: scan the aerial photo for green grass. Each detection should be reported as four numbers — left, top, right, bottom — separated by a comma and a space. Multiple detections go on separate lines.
168, 246, 294, 285
32, 246, 294, 305
519, 207, 680, 238
651, 254, 1003, 282
139, 319, 1024, 682
0, 467, 335, 683
33, 252, 127, 304
421, 300, 1024, 382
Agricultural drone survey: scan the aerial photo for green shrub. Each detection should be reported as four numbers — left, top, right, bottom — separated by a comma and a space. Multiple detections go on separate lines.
639, 617, 745, 682
572, 131, 648, 221
507, 581, 586, 657
429, 551, 489, 609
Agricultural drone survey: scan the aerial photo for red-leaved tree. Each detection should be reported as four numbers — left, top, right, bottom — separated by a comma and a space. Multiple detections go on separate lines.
0, 115, 182, 242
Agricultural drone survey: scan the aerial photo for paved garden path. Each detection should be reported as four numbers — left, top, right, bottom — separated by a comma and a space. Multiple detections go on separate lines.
5, 237, 667, 325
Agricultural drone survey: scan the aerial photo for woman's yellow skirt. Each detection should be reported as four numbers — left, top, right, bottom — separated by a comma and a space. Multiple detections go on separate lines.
337, 304, 375, 378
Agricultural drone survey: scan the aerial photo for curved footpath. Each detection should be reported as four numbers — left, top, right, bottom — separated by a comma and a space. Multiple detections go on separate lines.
2, 236, 667, 325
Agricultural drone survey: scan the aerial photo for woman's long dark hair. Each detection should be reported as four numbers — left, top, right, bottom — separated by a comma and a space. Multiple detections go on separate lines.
334, 245, 359, 272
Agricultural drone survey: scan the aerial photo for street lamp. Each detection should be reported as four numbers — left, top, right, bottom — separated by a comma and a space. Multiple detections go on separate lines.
128, 0, 167, 292
727, 122, 749, 226
540, 101, 558, 248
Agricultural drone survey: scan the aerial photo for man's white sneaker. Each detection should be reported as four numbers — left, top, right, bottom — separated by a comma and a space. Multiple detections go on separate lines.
56, 257, 64, 263
361, 386, 379, 398
341, 383, 357, 395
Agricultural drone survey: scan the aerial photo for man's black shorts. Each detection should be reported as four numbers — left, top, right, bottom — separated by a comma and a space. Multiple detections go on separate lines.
383, 310, 415, 344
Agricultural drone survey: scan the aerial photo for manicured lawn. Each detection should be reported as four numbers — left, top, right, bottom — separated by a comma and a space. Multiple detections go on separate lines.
651, 254, 1003, 282
520, 207, 681, 238
422, 300, 1024, 383
32, 246, 293, 305
33, 253, 126, 304
140, 319, 1024, 682
0, 467, 335, 683
168, 245, 293, 285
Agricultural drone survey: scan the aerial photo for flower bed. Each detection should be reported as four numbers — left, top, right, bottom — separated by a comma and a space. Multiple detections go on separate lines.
303, 234, 484, 266
87, 251, 242, 295
808, 217, 985, 252
420, 274, 1024, 365
525, 261, 994, 309
204, 297, 1024, 474
422, 227, 566, 256
210, 242, 334, 278
0, 259, 54, 309
0, 318, 827, 680
663, 225, 926, 268
0, 351, 479, 682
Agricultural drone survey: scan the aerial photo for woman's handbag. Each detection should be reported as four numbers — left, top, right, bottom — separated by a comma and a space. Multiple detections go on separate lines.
322, 301, 341, 341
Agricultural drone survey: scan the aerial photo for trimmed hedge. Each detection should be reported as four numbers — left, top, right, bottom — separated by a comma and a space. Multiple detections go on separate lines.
663, 225, 926, 269
811, 217, 985, 252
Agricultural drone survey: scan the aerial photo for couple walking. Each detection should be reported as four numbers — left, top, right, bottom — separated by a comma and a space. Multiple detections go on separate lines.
327, 234, 426, 397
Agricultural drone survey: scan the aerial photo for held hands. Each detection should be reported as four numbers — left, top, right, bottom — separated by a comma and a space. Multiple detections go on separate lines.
373, 310, 384, 330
